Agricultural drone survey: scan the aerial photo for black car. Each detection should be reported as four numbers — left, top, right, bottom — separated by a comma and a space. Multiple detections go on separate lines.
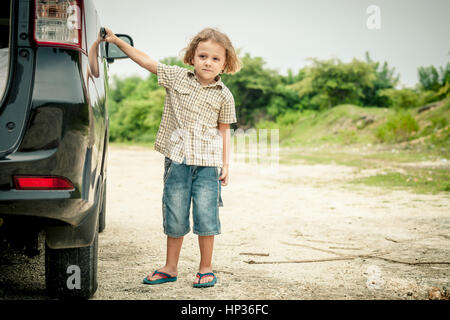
0, 0, 133, 299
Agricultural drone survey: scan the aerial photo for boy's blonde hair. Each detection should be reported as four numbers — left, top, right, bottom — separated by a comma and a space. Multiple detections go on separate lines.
182, 27, 241, 74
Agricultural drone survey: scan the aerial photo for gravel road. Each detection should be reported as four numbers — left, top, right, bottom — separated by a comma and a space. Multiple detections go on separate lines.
1, 145, 449, 300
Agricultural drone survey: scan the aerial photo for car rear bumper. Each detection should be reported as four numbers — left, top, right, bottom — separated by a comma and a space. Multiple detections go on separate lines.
0, 143, 101, 229
0, 174, 104, 249
0, 191, 92, 226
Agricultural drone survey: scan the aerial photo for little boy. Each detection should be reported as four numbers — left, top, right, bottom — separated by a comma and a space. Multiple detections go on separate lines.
102, 27, 241, 287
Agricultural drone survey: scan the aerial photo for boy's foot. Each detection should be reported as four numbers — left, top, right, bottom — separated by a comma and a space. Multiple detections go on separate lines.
145, 268, 177, 282
193, 271, 217, 287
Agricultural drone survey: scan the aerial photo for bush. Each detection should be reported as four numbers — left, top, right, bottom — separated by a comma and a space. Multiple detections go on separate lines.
375, 110, 419, 142
379, 88, 424, 109
109, 89, 164, 142
275, 110, 300, 126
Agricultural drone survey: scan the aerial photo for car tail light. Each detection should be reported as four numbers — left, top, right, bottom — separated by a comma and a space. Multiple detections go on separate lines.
34, 0, 83, 50
14, 176, 75, 190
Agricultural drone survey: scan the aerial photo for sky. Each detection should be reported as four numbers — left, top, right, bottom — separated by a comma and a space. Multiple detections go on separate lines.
94, 0, 450, 87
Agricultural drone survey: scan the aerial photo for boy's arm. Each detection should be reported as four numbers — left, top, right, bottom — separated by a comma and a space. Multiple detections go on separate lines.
102, 27, 158, 74
217, 122, 231, 186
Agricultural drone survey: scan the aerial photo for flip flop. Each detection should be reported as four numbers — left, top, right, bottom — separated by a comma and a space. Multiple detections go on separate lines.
193, 272, 217, 288
143, 270, 177, 285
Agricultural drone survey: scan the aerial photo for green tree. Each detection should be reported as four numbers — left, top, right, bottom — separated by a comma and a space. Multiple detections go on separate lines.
290, 57, 376, 110
221, 53, 281, 126
266, 83, 303, 118
379, 88, 425, 109
110, 88, 165, 142
109, 75, 142, 106
362, 51, 399, 107
282, 68, 306, 85
418, 65, 441, 91
418, 62, 450, 102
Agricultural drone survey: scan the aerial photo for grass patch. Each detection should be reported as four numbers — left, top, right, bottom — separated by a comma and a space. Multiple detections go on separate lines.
279, 146, 438, 168
350, 168, 450, 194
362, 150, 436, 163
279, 149, 374, 167
279, 145, 449, 195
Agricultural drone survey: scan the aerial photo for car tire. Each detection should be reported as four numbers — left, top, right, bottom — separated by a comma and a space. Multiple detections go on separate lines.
98, 181, 106, 233
45, 231, 98, 299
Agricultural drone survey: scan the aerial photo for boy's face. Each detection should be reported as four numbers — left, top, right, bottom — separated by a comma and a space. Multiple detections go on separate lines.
192, 40, 226, 86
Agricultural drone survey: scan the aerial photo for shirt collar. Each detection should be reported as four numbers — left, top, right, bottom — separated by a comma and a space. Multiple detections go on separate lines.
187, 69, 224, 89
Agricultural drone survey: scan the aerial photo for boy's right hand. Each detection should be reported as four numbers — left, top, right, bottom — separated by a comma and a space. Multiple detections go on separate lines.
101, 27, 117, 44
99, 26, 157, 74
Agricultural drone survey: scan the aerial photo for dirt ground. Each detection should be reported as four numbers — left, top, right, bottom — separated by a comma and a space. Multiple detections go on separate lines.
1, 145, 449, 300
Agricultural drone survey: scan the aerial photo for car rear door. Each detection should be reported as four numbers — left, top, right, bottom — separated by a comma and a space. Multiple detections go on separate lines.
0, 0, 35, 159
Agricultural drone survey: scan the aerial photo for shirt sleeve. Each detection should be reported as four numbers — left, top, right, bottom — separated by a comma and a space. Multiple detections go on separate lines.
218, 90, 237, 124
157, 62, 184, 89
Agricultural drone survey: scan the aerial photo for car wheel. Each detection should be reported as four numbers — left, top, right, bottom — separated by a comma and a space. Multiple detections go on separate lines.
98, 181, 106, 233
45, 231, 98, 299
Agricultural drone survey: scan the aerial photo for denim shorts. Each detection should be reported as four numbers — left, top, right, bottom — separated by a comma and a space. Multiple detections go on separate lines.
162, 156, 223, 238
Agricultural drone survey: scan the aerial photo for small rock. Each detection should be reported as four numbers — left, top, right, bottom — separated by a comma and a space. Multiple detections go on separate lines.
407, 292, 413, 296
428, 287, 442, 300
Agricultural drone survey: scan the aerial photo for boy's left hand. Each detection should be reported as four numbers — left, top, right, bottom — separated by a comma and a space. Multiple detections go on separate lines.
219, 165, 229, 186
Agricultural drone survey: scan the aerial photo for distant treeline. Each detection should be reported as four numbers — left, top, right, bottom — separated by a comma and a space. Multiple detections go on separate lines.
107, 53, 450, 143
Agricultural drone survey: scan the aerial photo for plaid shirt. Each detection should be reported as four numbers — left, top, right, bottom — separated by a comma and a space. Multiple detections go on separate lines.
154, 62, 237, 167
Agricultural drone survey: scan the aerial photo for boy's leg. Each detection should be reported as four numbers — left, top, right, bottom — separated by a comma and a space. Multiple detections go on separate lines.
194, 235, 215, 284
191, 166, 221, 285
146, 236, 183, 281
147, 156, 191, 281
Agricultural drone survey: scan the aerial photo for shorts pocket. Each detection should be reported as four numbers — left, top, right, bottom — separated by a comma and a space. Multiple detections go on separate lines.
215, 167, 224, 207
162, 198, 167, 233
163, 157, 173, 183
